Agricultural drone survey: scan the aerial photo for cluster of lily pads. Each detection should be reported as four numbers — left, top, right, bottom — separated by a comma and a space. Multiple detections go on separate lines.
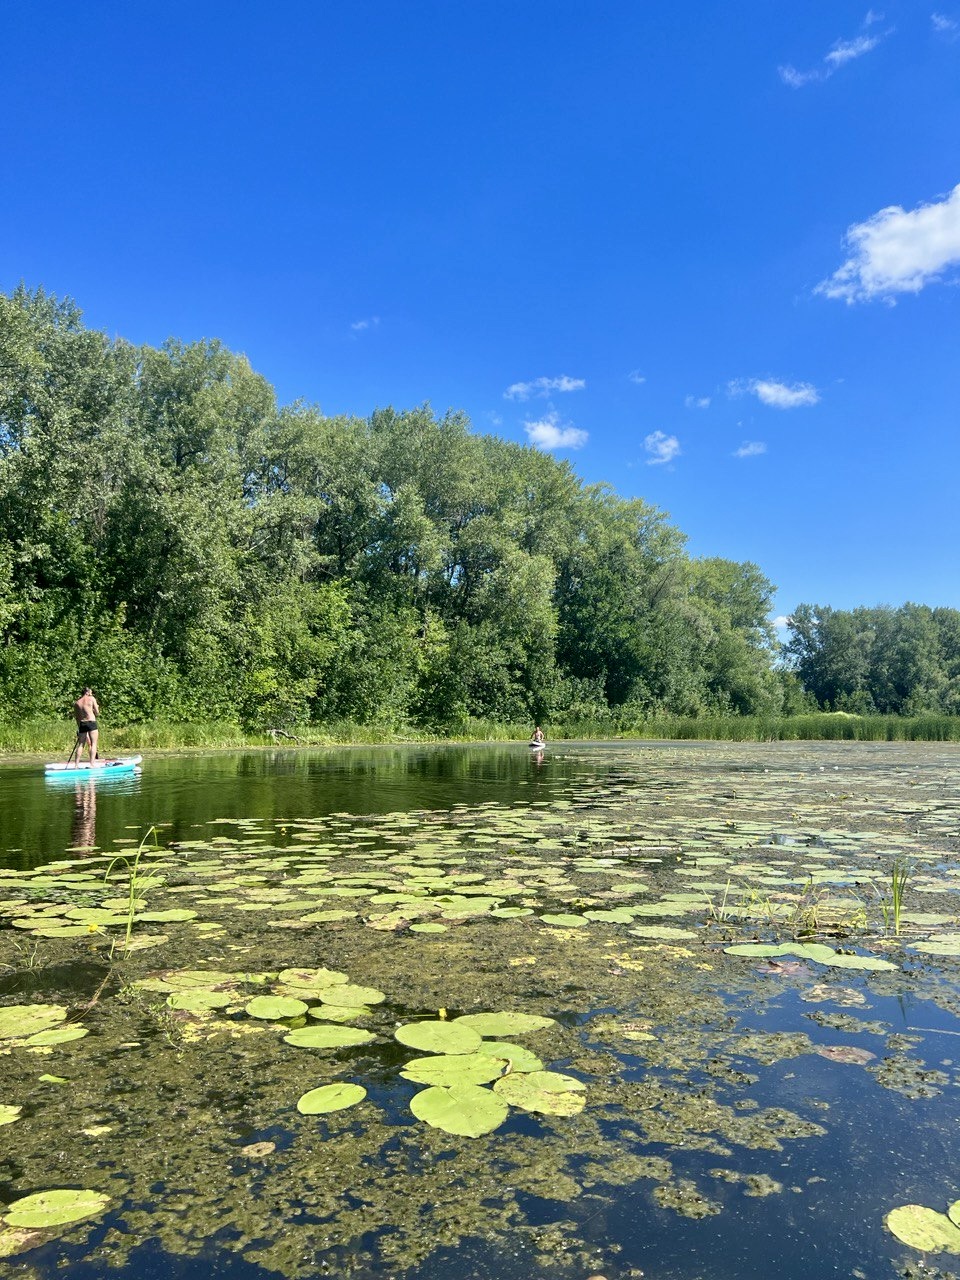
3, 776, 958, 966
132, 964, 579, 1136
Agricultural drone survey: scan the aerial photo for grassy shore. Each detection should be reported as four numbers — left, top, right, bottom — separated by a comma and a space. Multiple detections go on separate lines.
3, 711, 960, 758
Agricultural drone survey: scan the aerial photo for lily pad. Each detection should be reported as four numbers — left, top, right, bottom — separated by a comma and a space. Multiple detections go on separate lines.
284, 1025, 376, 1049
0, 1005, 67, 1042
453, 1011, 557, 1037
476, 1041, 543, 1072
886, 1204, 960, 1254
297, 1082, 367, 1114
318, 984, 385, 1007
24, 1026, 89, 1047
245, 996, 309, 1021
395, 1021, 483, 1055
494, 1070, 586, 1115
409, 1083, 509, 1136
539, 913, 587, 928
400, 1053, 507, 1086
0, 1105, 23, 1126
2, 1188, 111, 1228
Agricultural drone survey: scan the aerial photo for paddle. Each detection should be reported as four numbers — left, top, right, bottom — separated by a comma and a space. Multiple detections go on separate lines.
66, 731, 82, 767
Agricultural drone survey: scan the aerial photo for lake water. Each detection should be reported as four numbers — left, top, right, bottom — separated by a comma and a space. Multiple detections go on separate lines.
2, 740, 959, 1279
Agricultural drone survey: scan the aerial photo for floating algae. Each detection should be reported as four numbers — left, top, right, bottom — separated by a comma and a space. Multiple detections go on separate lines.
2, 740, 960, 1276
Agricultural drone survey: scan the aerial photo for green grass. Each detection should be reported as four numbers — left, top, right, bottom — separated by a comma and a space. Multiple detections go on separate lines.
4, 711, 960, 757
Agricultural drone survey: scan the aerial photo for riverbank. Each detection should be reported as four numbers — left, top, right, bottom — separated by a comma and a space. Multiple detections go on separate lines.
3, 711, 960, 759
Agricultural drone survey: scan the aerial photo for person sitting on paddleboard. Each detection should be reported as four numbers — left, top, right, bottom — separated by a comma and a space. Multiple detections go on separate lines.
531, 726, 545, 745
74, 687, 100, 763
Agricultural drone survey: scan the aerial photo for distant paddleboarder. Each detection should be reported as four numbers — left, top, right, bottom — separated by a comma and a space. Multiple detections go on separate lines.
73, 687, 100, 763
530, 726, 545, 746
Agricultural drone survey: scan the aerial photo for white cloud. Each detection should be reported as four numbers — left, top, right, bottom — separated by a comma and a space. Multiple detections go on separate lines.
816, 183, 960, 303
644, 431, 681, 465
779, 15, 889, 87
350, 316, 380, 332
733, 440, 767, 458
505, 375, 586, 401
729, 378, 820, 409
932, 12, 959, 34
524, 410, 588, 451
772, 615, 791, 631
684, 395, 711, 409
627, 369, 647, 385
824, 33, 882, 66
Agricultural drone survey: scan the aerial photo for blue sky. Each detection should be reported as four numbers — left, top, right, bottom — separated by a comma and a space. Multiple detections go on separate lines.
3, 2, 958, 626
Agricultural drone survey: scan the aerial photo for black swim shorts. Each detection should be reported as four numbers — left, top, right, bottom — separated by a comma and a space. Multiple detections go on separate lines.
78, 719, 98, 733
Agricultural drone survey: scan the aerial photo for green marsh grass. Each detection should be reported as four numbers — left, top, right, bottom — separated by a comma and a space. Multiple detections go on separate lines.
4, 711, 960, 757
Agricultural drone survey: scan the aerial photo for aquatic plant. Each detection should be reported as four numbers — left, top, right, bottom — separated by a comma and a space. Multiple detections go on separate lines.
879, 856, 912, 936
102, 825, 162, 952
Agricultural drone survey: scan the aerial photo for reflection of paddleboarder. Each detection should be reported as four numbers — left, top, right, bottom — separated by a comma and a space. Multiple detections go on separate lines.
72, 779, 97, 850
73, 688, 100, 763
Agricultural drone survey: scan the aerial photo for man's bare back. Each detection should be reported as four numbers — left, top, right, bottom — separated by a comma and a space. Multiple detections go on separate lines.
73, 688, 100, 762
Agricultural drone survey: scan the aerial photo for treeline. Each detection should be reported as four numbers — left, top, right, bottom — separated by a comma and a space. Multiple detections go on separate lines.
0, 286, 787, 731
785, 603, 960, 715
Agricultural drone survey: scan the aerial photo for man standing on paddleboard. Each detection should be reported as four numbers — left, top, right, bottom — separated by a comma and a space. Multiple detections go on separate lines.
73, 687, 100, 763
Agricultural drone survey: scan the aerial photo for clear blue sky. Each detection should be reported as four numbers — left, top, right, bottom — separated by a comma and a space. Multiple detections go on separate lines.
3, 2, 958, 626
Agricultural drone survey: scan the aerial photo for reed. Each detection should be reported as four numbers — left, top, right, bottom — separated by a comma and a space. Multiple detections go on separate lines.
4, 711, 960, 756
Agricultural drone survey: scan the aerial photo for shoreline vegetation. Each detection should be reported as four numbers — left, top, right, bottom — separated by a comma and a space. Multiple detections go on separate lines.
3, 289, 959, 737
5, 711, 960, 759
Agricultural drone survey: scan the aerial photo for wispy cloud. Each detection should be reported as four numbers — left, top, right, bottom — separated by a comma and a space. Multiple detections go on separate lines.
350, 316, 380, 332
772, 615, 791, 631
627, 369, 647, 385
505, 375, 586, 401
684, 395, 711, 409
932, 11, 959, 35
816, 183, 960, 303
733, 440, 767, 458
729, 378, 820, 409
524, 410, 588, 451
779, 14, 889, 87
644, 431, 681, 465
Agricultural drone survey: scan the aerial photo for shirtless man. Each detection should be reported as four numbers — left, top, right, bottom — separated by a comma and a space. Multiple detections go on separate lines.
73, 688, 100, 763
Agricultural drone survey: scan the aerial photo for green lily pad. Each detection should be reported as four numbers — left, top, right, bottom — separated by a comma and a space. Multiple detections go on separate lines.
395, 1021, 483, 1055
539, 913, 587, 928
0, 1005, 67, 1042
494, 1070, 586, 1115
476, 1042, 544, 1072
400, 1053, 507, 1086
137, 909, 198, 923
297, 1082, 367, 1114
724, 942, 897, 971
24, 1026, 89, 1047
453, 1012, 557, 1037
245, 996, 309, 1021
0, 1105, 23, 1126
2, 1188, 111, 1228
318, 984, 385, 1007
410, 1083, 509, 1136
284, 1025, 376, 1049
886, 1204, 960, 1253
308, 1004, 372, 1023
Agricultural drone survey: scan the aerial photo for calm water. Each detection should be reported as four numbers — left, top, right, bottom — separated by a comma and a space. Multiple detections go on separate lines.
0, 741, 679, 871
2, 740, 960, 1280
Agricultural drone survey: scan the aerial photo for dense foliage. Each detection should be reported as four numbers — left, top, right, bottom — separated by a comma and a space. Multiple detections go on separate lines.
785, 603, 960, 715
0, 286, 787, 730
